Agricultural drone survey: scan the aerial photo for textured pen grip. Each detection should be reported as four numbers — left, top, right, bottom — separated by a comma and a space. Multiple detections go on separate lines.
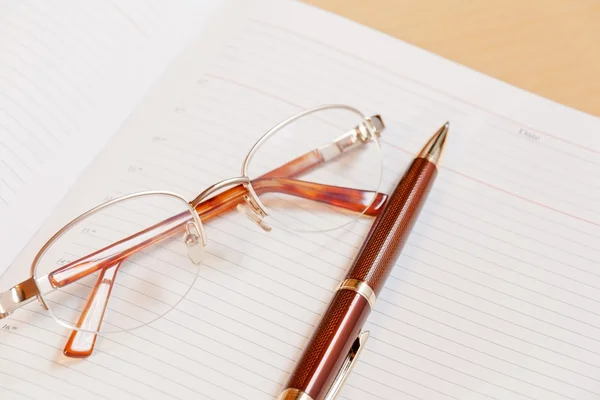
347, 157, 437, 295
285, 290, 370, 399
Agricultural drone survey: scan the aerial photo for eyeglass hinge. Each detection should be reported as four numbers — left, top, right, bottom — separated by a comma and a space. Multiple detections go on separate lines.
356, 115, 384, 142
0, 277, 40, 318
237, 195, 272, 232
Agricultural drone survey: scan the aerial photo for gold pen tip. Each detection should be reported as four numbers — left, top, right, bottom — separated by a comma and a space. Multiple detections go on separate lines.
417, 121, 449, 165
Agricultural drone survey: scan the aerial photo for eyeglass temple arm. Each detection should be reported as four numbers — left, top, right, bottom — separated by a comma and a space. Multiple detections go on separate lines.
63, 261, 122, 358
195, 179, 387, 222
258, 178, 386, 214
197, 113, 387, 221
0, 212, 186, 320
51, 214, 187, 288
258, 114, 384, 181
48, 176, 387, 291
59, 221, 184, 358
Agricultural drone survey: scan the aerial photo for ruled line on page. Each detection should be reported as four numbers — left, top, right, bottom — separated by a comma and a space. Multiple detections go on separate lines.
9, 305, 282, 399
0, 382, 35, 400
395, 252, 600, 340
368, 319, 599, 394
447, 167, 600, 227
383, 114, 600, 199
0, 346, 102, 400
109, 1, 150, 38
0, 81, 69, 147
485, 124, 600, 173
377, 281, 600, 372
2, 317, 220, 400
0, 370, 71, 400
0, 43, 94, 109
0, 76, 73, 140
0, 23, 99, 104
429, 175, 599, 246
0, 108, 52, 155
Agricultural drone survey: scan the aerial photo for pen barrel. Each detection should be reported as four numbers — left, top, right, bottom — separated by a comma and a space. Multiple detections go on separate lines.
280, 157, 438, 400
284, 290, 370, 400
346, 157, 437, 296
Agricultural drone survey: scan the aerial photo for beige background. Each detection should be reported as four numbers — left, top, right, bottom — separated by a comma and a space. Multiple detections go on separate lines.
304, 0, 600, 117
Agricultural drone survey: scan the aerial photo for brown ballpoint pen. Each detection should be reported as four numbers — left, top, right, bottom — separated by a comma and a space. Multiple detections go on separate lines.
277, 122, 450, 400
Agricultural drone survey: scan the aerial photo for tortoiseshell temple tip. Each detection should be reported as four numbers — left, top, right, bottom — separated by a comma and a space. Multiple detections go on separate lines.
62, 262, 121, 358
366, 192, 388, 216
63, 330, 97, 358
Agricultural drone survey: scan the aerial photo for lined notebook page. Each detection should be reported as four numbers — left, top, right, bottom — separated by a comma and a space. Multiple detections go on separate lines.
0, 0, 220, 276
2, 0, 600, 399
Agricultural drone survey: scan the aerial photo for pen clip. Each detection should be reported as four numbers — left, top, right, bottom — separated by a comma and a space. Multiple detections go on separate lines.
324, 330, 370, 400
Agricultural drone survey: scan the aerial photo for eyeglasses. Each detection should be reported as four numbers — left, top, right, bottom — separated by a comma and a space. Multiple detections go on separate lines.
0, 104, 387, 358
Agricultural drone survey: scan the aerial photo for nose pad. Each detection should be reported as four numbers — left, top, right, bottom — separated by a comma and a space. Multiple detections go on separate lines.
236, 195, 271, 232
183, 220, 206, 264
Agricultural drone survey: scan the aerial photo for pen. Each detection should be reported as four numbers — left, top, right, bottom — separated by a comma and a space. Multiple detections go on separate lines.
277, 122, 449, 400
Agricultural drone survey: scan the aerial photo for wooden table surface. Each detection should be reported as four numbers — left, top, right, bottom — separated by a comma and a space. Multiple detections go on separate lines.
304, 0, 600, 117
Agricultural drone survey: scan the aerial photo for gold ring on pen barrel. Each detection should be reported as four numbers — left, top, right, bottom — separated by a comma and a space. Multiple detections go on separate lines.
336, 278, 376, 308
277, 388, 314, 400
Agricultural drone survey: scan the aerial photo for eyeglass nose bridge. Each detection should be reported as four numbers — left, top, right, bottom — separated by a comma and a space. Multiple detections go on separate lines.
183, 220, 206, 264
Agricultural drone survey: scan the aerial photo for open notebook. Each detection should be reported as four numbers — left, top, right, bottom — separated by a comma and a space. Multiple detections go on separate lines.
1, 0, 599, 399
